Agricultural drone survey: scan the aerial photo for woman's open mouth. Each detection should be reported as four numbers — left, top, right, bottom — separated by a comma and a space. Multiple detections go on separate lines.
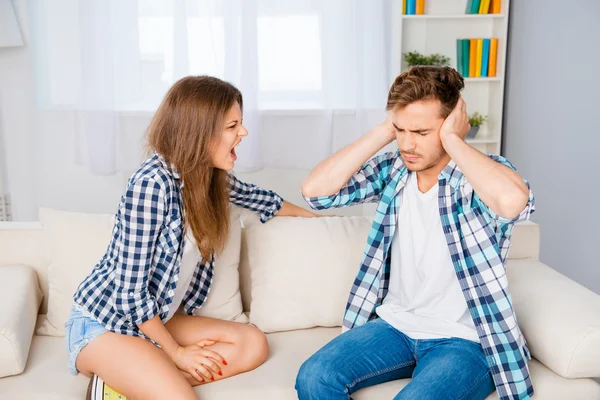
230, 141, 241, 161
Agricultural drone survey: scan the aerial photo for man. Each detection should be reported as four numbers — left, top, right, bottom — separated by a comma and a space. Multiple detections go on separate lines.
296, 66, 535, 400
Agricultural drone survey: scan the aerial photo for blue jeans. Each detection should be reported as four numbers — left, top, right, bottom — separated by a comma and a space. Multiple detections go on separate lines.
296, 318, 494, 400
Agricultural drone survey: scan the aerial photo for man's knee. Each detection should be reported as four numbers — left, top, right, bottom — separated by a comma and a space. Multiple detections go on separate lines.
296, 352, 344, 397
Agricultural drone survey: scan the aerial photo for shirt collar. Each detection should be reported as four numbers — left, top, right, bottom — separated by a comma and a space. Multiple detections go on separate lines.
392, 151, 464, 191
155, 152, 184, 188
438, 159, 464, 188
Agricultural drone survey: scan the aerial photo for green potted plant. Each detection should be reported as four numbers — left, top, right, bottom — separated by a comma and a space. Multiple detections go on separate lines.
403, 51, 450, 67
467, 112, 487, 139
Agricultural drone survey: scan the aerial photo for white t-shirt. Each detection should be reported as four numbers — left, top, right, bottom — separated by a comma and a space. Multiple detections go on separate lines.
376, 173, 479, 342
165, 229, 201, 322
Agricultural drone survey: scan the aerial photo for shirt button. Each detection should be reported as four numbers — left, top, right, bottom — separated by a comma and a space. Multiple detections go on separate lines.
129, 292, 134, 297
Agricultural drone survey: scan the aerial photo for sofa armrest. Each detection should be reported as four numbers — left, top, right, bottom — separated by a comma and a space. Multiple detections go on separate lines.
507, 260, 600, 379
0, 265, 43, 378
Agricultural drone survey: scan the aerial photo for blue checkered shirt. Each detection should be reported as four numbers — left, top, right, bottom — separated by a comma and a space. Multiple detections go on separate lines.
303, 150, 535, 400
73, 153, 283, 339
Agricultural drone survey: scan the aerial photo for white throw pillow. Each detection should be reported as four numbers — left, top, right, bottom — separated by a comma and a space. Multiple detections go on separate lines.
37, 208, 115, 336
244, 215, 372, 333
37, 207, 245, 336
193, 206, 247, 323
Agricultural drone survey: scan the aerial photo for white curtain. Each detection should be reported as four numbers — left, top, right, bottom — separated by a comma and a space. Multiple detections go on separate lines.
30, 0, 396, 175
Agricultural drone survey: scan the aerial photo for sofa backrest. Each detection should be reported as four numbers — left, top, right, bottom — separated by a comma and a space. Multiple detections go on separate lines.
0, 223, 47, 312
0, 220, 540, 316
238, 219, 540, 313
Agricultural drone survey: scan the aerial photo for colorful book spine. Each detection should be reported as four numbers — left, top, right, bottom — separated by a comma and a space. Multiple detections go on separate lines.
402, 0, 407, 15
470, 0, 481, 14
457, 39, 464, 76
489, 38, 498, 77
466, 0, 474, 14
416, 0, 425, 14
469, 39, 477, 77
462, 39, 470, 77
481, 39, 490, 77
407, 0, 416, 15
491, 0, 501, 13
475, 39, 483, 77
479, 0, 491, 14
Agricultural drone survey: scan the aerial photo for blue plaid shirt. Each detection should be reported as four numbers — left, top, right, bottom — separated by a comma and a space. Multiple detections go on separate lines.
73, 153, 283, 339
304, 150, 535, 400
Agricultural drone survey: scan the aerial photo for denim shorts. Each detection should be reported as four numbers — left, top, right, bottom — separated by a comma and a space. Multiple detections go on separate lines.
64, 306, 108, 375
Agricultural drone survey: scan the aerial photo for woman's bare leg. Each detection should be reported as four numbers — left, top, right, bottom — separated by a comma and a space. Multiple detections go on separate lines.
165, 315, 269, 386
76, 331, 198, 400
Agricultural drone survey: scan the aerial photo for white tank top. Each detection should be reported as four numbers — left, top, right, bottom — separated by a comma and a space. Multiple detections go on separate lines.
165, 229, 202, 322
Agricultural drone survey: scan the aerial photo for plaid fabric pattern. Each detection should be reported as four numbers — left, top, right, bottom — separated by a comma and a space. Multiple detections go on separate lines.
228, 174, 284, 223
303, 150, 536, 400
73, 153, 283, 340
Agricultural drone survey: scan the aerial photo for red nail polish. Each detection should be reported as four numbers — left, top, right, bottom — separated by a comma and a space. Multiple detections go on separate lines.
211, 377, 214, 381
223, 360, 228, 366
218, 371, 222, 376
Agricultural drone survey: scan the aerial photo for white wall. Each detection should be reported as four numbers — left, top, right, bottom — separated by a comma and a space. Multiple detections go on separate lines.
503, 0, 600, 293
0, 0, 36, 221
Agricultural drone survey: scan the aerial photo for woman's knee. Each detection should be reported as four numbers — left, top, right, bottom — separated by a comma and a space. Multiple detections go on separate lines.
240, 325, 270, 369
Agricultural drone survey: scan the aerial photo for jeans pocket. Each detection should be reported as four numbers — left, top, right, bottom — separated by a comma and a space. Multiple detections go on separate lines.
66, 317, 86, 355
64, 319, 75, 354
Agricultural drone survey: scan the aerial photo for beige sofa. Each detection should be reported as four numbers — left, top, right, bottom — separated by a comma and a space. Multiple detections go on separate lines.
0, 209, 599, 399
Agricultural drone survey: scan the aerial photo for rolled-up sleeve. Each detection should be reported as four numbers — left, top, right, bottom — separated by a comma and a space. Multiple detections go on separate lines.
228, 174, 284, 223
113, 177, 166, 326
302, 152, 396, 210
474, 155, 535, 225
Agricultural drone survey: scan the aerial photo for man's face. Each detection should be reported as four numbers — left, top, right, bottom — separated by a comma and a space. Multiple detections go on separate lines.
391, 100, 447, 173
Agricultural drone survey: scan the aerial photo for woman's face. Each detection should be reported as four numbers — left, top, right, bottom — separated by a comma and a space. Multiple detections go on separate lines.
210, 102, 247, 170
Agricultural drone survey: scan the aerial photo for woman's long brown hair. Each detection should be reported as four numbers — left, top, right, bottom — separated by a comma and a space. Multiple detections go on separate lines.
148, 76, 242, 261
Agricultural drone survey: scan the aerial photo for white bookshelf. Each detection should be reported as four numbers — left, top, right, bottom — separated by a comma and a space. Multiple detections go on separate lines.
390, 0, 510, 155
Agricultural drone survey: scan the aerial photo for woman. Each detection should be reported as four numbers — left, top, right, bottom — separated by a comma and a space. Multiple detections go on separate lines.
65, 76, 316, 400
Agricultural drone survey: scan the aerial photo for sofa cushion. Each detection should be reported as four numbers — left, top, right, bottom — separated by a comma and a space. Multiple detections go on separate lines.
192, 206, 248, 323
508, 259, 600, 379
239, 216, 540, 319
243, 215, 371, 332
1, 331, 598, 399
37, 207, 246, 336
37, 208, 115, 336
0, 223, 48, 313
0, 265, 43, 378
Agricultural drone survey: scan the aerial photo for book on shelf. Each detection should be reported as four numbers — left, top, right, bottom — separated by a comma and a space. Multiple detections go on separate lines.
457, 39, 464, 76
479, 0, 491, 14
489, 38, 498, 77
416, 0, 425, 14
406, 0, 416, 15
466, 0, 481, 14
402, 0, 425, 15
469, 39, 477, 77
457, 37, 498, 78
462, 39, 470, 77
481, 38, 490, 77
466, 0, 500, 14
491, 0, 501, 13
475, 39, 483, 77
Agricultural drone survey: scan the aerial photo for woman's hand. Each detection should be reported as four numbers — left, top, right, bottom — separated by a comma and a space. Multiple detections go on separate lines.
171, 340, 227, 382
276, 201, 320, 218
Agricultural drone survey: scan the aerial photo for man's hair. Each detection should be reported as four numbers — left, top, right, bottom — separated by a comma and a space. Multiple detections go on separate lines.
386, 66, 464, 118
